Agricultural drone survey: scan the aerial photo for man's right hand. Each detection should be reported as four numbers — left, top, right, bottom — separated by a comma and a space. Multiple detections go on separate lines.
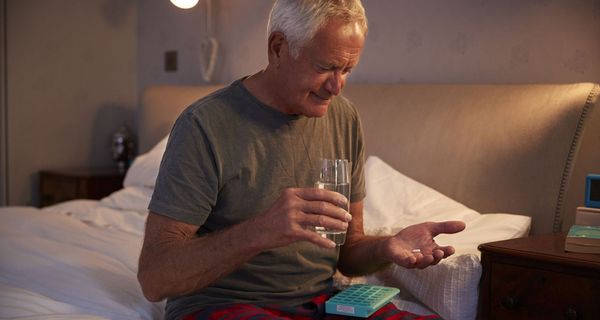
248, 187, 352, 249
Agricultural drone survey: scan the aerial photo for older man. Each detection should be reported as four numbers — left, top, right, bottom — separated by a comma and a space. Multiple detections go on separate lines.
138, 1, 464, 319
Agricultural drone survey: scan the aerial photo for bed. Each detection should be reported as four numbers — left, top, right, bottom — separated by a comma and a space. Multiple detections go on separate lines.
1, 82, 599, 319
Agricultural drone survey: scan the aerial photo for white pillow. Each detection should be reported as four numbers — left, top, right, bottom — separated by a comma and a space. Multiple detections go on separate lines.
363, 156, 531, 248
363, 156, 481, 231
123, 136, 168, 188
100, 186, 153, 214
360, 156, 531, 320
370, 254, 481, 320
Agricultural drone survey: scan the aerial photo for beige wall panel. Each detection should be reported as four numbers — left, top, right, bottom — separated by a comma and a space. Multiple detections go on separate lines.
6, 0, 136, 205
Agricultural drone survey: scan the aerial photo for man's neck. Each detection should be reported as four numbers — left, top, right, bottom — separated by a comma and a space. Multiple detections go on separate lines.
243, 69, 290, 115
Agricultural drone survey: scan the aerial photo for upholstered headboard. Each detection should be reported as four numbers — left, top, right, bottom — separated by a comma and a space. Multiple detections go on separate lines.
138, 83, 600, 235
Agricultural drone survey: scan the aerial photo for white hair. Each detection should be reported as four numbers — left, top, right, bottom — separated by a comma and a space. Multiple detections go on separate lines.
267, 0, 368, 58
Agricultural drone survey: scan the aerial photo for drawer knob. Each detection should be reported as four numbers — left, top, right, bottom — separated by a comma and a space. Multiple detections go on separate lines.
501, 295, 519, 310
565, 308, 577, 320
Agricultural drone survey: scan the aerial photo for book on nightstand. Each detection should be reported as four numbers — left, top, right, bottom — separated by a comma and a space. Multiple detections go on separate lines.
565, 225, 600, 254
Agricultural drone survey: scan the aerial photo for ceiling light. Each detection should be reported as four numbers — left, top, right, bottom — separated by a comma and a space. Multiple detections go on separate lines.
169, 0, 199, 10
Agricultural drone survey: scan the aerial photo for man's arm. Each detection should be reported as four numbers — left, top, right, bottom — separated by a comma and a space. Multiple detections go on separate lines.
337, 201, 466, 276
137, 187, 352, 302
138, 212, 262, 302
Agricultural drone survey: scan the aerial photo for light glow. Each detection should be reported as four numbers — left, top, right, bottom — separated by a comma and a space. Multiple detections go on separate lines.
170, 0, 199, 9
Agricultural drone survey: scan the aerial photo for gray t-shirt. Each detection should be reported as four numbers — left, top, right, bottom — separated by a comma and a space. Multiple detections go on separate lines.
149, 79, 366, 319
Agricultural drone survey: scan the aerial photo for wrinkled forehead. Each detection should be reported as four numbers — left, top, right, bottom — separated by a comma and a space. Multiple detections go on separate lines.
300, 20, 365, 67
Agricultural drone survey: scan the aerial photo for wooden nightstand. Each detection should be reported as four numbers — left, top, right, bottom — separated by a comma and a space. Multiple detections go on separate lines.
478, 233, 600, 320
39, 168, 125, 207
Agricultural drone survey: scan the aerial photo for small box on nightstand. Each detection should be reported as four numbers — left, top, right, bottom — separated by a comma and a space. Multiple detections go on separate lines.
39, 168, 125, 207
575, 206, 600, 226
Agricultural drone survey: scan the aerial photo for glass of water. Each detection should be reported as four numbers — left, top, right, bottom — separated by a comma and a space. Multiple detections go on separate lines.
314, 158, 351, 246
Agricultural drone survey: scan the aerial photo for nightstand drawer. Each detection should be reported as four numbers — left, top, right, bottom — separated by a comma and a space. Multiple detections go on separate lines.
39, 169, 125, 207
479, 233, 600, 320
489, 262, 600, 319
40, 174, 80, 205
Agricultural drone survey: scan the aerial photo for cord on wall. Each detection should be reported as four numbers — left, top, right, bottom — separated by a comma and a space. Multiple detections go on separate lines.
200, 0, 218, 82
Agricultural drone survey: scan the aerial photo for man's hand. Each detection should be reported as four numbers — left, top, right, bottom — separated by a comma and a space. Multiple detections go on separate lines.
248, 187, 352, 249
381, 221, 466, 269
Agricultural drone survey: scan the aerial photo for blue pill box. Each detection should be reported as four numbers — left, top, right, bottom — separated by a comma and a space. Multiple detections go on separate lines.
325, 284, 400, 318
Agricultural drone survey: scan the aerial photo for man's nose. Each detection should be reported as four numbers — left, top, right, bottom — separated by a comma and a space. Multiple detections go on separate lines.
325, 71, 344, 96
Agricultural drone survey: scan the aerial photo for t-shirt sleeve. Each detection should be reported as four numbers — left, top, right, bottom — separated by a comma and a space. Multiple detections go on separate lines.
148, 109, 219, 226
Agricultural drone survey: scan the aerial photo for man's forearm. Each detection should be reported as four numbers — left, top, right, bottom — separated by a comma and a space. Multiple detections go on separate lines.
336, 201, 392, 276
138, 213, 266, 302
337, 234, 392, 276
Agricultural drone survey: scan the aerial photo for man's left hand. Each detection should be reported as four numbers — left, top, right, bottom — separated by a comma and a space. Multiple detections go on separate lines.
381, 221, 466, 269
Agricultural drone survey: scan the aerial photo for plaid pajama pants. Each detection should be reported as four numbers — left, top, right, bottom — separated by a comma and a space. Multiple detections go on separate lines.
182, 294, 440, 320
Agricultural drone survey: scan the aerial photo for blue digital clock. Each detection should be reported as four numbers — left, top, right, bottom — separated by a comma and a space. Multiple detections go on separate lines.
585, 174, 600, 209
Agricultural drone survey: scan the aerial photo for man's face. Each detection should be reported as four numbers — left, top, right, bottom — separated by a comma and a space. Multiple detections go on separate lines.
276, 19, 365, 117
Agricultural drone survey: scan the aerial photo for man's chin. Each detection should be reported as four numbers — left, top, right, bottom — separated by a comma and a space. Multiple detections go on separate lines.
304, 93, 332, 117
304, 104, 330, 117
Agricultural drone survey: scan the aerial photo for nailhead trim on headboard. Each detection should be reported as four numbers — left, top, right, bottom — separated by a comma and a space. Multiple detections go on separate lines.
554, 84, 600, 232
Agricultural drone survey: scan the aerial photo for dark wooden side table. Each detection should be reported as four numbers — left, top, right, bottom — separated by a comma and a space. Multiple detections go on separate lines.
477, 233, 600, 320
39, 168, 125, 207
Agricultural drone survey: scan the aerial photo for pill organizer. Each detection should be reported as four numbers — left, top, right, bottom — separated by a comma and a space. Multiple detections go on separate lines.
325, 284, 400, 318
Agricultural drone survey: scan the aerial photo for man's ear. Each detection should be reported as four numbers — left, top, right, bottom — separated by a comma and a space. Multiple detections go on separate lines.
268, 32, 287, 66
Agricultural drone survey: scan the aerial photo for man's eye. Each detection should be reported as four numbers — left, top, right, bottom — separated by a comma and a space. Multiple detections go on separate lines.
317, 65, 330, 73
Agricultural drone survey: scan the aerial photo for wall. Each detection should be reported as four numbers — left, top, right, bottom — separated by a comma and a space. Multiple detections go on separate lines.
137, 0, 600, 93
137, 0, 271, 93
5, 0, 136, 205
357, 0, 600, 84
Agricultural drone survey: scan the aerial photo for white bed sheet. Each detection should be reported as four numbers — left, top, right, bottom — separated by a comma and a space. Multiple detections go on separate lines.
0, 201, 164, 320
